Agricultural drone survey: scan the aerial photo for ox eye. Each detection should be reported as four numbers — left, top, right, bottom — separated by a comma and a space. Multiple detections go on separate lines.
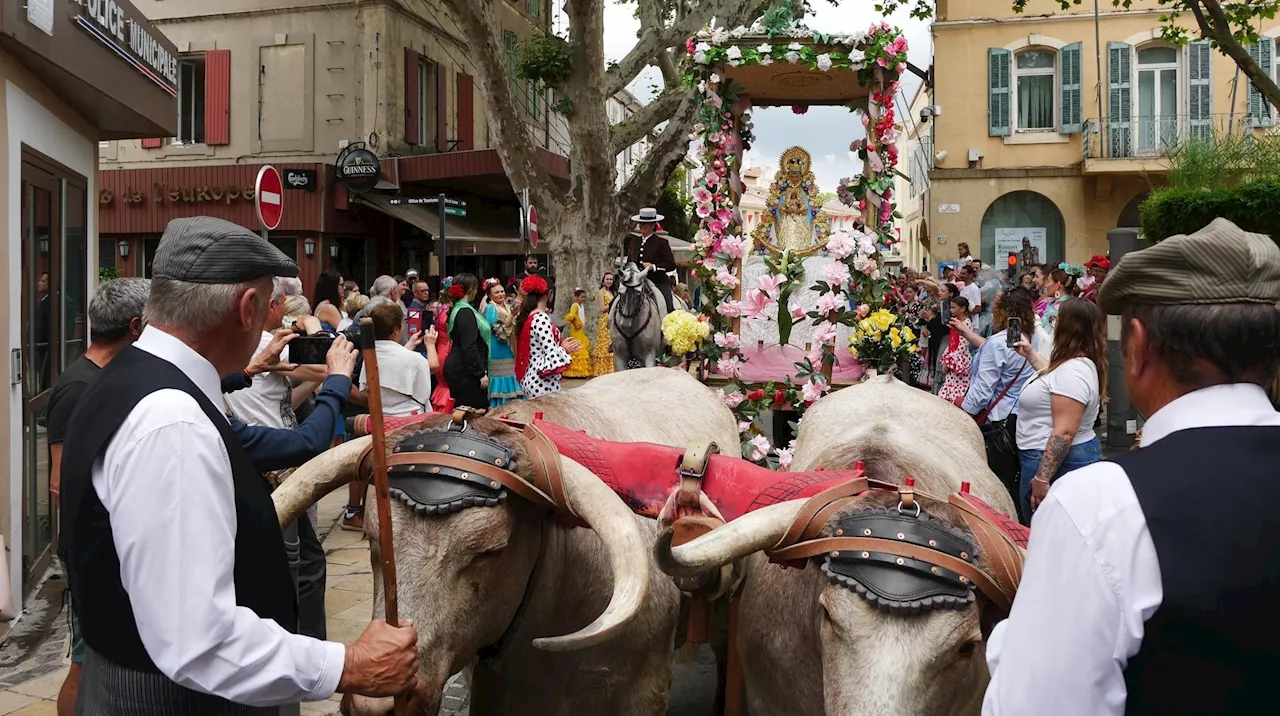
956, 639, 981, 658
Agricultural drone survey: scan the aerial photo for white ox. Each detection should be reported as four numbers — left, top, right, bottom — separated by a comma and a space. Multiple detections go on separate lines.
275, 368, 739, 715
659, 375, 1015, 716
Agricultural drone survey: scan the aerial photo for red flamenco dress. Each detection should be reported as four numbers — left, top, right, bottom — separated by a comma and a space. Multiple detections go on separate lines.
430, 305, 454, 412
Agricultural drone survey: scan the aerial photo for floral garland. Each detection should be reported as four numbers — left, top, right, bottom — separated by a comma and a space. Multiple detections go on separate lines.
683, 22, 910, 467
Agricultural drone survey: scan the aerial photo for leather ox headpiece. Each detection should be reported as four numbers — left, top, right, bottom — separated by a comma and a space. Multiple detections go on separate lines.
819, 504, 982, 614
387, 423, 515, 515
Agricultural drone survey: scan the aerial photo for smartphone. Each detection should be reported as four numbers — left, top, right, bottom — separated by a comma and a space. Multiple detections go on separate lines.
290, 333, 335, 364
1006, 317, 1022, 348
407, 308, 424, 337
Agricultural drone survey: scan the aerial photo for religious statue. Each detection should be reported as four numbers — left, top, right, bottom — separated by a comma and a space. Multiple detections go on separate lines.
752, 146, 832, 256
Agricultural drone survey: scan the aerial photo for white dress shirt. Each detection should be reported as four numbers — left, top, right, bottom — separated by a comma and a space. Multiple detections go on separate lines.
92, 326, 344, 706
982, 383, 1280, 715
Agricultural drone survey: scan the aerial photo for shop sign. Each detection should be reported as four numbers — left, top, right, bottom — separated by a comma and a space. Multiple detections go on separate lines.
27, 0, 54, 36
335, 145, 381, 193
71, 0, 179, 95
284, 169, 317, 191
99, 183, 257, 205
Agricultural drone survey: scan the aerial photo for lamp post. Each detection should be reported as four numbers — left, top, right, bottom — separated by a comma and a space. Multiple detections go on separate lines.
303, 237, 316, 258
118, 240, 129, 258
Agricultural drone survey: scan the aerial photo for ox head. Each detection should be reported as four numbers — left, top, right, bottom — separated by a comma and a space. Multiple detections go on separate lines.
656, 491, 994, 716
275, 415, 651, 715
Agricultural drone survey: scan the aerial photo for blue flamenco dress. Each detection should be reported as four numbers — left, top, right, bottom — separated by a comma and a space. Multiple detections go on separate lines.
484, 303, 523, 407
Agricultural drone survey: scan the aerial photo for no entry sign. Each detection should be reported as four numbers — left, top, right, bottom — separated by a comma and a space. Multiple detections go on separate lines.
527, 204, 539, 249
255, 165, 284, 231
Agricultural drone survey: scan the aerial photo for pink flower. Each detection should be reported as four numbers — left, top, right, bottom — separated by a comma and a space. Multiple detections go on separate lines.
714, 331, 741, 350
756, 273, 788, 301
896, 63, 907, 74
716, 208, 733, 225
749, 435, 771, 462
890, 36, 908, 55
687, 38, 696, 54
708, 93, 723, 108
790, 303, 807, 320
877, 56, 889, 68
775, 447, 794, 470
705, 172, 721, 188
855, 303, 871, 320
713, 266, 740, 289
824, 262, 851, 287
707, 218, 727, 236
817, 292, 843, 314
720, 389, 745, 408
692, 187, 712, 204
826, 231, 856, 260
737, 420, 752, 434
695, 202, 712, 218
861, 113, 871, 127
866, 151, 884, 173
718, 356, 743, 378
814, 322, 838, 346
742, 291, 775, 320
802, 379, 830, 403
719, 234, 749, 259
716, 301, 746, 318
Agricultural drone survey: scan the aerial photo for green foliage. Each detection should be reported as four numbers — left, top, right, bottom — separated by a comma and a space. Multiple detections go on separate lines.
1140, 179, 1280, 241
99, 266, 119, 281
1164, 133, 1280, 191
517, 32, 573, 88
553, 95, 576, 117
655, 185, 692, 241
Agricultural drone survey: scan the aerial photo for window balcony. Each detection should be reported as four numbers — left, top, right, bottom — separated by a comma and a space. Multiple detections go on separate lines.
1082, 114, 1259, 174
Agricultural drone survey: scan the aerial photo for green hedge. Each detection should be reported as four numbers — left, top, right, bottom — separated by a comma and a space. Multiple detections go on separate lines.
1140, 179, 1280, 242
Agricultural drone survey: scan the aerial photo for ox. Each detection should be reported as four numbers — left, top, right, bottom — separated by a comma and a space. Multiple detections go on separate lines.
657, 375, 1016, 716
275, 368, 739, 715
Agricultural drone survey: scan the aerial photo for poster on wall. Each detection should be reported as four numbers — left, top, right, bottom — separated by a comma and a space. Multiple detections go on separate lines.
994, 227, 1047, 267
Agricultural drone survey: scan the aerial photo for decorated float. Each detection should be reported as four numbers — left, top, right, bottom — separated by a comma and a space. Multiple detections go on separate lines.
664, 18, 920, 465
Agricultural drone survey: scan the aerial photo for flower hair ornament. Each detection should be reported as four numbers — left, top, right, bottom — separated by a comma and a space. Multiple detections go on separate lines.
441, 276, 455, 289
1058, 263, 1085, 278
448, 284, 466, 300
521, 275, 550, 296
483, 277, 502, 289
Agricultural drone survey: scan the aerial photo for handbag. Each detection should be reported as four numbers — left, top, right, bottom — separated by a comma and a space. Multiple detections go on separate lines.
973, 360, 1028, 425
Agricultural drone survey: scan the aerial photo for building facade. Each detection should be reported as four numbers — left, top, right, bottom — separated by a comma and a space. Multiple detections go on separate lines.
928, 0, 1279, 269
98, 0, 569, 292
1, 0, 176, 614
608, 89, 648, 188
893, 83, 935, 273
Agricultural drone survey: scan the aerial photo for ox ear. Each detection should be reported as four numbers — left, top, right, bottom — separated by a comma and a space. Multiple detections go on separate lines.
978, 594, 1005, 642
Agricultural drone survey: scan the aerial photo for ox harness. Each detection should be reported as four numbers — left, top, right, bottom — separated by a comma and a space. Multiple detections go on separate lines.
351, 412, 1029, 706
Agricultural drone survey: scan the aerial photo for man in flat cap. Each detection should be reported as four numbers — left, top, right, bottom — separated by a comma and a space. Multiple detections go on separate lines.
982, 218, 1280, 716
59, 217, 419, 714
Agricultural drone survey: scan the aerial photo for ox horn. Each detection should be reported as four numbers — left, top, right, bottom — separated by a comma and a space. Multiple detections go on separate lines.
533, 455, 650, 652
274, 436, 372, 527
654, 500, 806, 573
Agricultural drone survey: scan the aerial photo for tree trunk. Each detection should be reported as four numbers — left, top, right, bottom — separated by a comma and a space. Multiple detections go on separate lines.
548, 210, 616, 342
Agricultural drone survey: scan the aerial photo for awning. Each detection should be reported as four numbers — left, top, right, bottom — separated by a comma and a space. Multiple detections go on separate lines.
352, 191, 522, 243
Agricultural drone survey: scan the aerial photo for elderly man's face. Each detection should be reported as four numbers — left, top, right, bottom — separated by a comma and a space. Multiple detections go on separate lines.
413, 282, 429, 302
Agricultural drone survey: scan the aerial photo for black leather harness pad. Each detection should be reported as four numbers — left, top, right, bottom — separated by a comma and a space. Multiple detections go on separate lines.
387, 428, 519, 515
821, 507, 981, 614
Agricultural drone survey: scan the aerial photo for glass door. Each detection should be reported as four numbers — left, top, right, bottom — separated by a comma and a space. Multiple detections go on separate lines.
20, 163, 59, 590
1136, 47, 1179, 155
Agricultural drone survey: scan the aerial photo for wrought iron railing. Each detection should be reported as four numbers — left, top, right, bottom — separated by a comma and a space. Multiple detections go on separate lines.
1083, 114, 1258, 160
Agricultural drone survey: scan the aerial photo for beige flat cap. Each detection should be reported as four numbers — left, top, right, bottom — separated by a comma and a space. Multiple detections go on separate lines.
1097, 218, 1280, 315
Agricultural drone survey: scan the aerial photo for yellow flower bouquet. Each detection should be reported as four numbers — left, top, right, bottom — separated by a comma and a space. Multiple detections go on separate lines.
662, 310, 712, 356
849, 308, 918, 374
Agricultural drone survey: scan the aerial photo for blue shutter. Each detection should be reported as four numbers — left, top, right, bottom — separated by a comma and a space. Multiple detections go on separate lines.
1248, 38, 1275, 128
1187, 41, 1212, 143
1107, 42, 1132, 158
988, 48, 1012, 137
1060, 42, 1083, 134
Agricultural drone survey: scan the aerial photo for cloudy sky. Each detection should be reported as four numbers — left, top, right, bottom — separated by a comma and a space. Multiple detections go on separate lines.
598, 1, 934, 191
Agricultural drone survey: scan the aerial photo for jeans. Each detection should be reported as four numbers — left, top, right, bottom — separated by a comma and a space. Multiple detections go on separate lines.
1018, 437, 1103, 523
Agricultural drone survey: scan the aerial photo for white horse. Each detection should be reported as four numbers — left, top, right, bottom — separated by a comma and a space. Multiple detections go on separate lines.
609, 262, 687, 371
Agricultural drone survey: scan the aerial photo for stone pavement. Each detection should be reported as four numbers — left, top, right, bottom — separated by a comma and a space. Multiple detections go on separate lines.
0, 489, 470, 716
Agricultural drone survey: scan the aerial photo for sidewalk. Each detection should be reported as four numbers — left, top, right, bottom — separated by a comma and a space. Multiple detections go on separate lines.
0, 489, 470, 716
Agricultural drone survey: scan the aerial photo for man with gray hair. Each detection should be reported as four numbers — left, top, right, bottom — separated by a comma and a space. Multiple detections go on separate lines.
47, 278, 149, 715
59, 217, 417, 714
353, 274, 409, 343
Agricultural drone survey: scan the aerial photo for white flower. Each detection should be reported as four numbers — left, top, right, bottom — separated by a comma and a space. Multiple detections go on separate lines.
847, 49, 866, 64
730, 25, 749, 38
760, 55, 774, 66
749, 435, 771, 462
852, 254, 870, 273
696, 42, 711, 53
726, 46, 742, 66
711, 28, 730, 45
756, 43, 773, 54
784, 51, 801, 64
709, 72, 721, 84
693, 51, 708, 64
787, 42, 803, 51
816, 53, 833, 72
775, 447, 794, 471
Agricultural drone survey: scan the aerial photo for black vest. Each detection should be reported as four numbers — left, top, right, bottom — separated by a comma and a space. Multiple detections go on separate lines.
1114, 426, 1280, 715
60, 346, 297, 673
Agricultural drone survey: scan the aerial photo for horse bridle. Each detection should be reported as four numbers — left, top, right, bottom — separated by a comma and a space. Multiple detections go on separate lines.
613, 275, 657, 353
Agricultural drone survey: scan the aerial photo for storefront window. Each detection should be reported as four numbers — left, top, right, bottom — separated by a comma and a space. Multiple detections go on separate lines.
979, 191, 1066, 267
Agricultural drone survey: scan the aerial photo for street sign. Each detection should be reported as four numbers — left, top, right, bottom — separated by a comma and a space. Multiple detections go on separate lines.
445, 205, 466, 217
255, 165, 283, 231
528, 204, 539, 249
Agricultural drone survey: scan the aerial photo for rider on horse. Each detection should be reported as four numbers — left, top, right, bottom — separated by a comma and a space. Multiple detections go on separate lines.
623, 207, 677, 313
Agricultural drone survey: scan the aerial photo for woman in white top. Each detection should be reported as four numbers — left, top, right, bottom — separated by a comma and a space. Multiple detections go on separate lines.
358, 302, 438, 417
1012, 297, 1107, 523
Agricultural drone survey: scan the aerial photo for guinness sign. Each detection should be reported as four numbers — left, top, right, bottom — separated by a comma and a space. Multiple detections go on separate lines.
335, 145, 381, 193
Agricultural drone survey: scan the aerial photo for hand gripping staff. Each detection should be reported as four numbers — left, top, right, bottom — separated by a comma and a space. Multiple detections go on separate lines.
357, 317, 410, 716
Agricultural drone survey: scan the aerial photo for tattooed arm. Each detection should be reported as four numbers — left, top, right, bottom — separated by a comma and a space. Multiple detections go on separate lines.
1030, 394, 1088, 510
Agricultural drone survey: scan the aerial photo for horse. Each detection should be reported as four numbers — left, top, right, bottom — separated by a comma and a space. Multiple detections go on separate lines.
609, 262, 686, 371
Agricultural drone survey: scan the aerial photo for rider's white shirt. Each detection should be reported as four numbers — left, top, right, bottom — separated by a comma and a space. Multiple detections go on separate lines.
982, 383, 1280, 715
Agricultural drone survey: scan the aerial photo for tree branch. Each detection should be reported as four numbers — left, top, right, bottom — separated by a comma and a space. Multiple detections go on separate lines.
562, 0, 616, 214
610, 86, 686, 154
616, 93, 698, 211
1195, 0, 1280, 110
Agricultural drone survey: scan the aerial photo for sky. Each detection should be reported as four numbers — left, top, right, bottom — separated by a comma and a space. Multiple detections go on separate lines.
597, 1, 934, 192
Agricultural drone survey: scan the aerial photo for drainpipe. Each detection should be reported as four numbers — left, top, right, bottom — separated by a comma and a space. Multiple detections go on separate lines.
1094, 0, 1104, 130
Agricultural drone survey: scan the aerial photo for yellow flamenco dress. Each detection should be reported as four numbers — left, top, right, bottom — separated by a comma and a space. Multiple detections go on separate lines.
565, 302, 593, 378
592, 289, 615, 376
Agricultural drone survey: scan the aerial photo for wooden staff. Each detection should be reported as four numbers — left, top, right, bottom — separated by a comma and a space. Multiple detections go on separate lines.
358, 317, 410, 716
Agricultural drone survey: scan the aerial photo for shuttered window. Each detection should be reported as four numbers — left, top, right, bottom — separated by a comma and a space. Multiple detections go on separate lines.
1107, 42, 1132, 158
527, 0, 541, 17
988, 48, 1011, 137
1187, 41, 1213, 142
1060, 42, 1083, 134
1248, 38, 1275, 128
457, 73, 475, 151
141, 137, 163, 148
204, 49, 230, 146
405, 49, 420, 145
504, 31, 520, 99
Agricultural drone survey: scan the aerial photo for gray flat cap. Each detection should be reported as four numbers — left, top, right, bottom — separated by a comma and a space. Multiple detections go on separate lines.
152, 217, 298, 284
1098, 218, 1280, 315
